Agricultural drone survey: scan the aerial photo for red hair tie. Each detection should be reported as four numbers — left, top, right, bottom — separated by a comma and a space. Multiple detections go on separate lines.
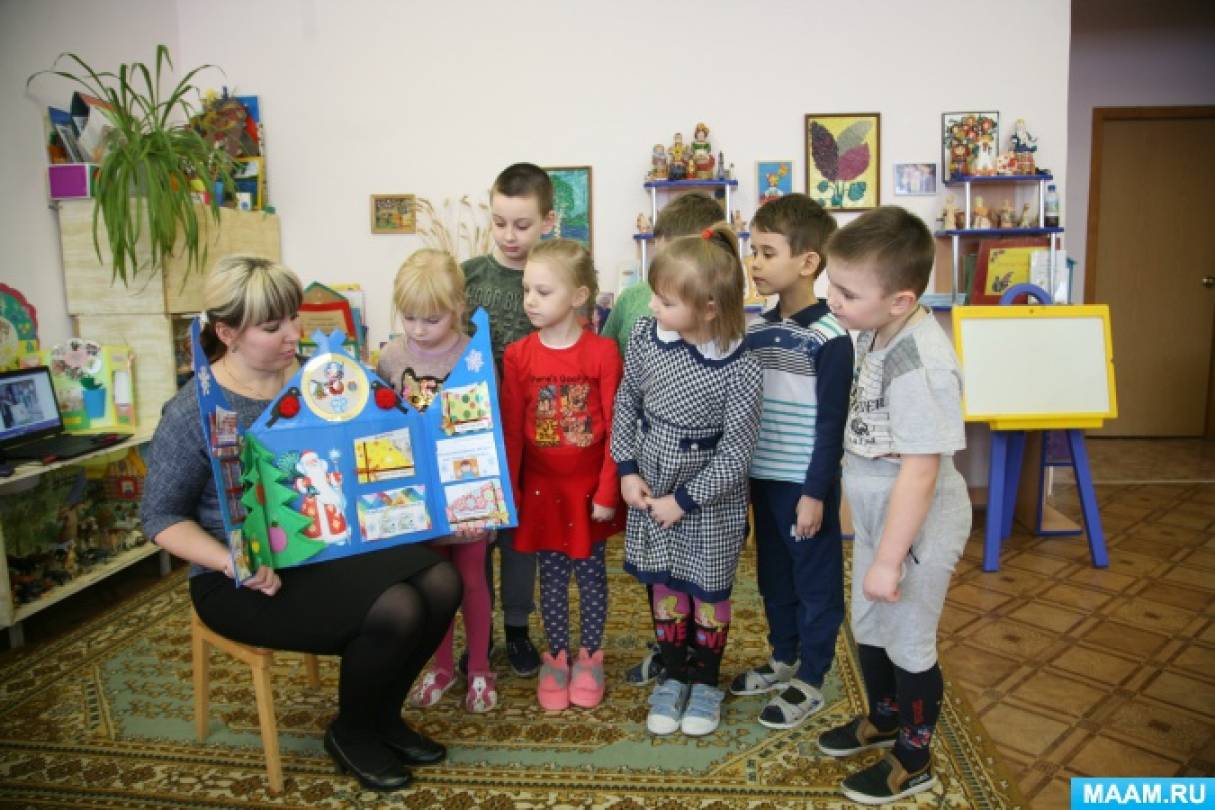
701, 227, 714, 240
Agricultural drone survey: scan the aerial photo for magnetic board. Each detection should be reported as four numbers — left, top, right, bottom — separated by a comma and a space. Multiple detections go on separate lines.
952, 304, 1118, 430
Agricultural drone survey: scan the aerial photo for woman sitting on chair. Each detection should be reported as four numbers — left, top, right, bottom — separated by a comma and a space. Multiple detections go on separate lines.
140, 255, 460, 793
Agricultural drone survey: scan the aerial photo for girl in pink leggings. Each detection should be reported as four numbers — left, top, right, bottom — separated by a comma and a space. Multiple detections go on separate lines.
377, 249, 495, 713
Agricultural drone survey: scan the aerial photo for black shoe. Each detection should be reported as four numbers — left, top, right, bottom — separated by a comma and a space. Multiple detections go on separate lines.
818, 715, 899, 757
458, 636, 496, 679
323, 725, 412, 792
841, 753, 937, 805
380, 724, 446, 766
505, 635, 540, 677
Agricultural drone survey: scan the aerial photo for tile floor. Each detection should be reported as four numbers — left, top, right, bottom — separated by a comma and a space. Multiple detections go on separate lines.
940, 438, 1215, 809
4, 437, 1213, 810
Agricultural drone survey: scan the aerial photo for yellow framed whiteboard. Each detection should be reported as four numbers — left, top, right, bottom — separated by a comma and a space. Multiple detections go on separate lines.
952, 304, 1117, 430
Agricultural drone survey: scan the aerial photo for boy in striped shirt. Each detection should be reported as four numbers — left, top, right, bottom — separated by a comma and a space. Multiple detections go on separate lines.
731, 194, 854, 729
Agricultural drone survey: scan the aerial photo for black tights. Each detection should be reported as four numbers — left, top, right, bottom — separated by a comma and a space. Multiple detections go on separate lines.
336, 562, 462, 738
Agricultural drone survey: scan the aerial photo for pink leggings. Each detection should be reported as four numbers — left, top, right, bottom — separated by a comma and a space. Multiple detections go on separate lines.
430, 539, 492, 676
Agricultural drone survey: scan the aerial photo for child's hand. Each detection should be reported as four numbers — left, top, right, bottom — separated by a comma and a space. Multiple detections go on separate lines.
794, 495, 824, 540
645, 495, 685, 529
591, 503, 616, 522
621, 474, 652, 510
862, 560, 901, 603
242, 565, 282, 597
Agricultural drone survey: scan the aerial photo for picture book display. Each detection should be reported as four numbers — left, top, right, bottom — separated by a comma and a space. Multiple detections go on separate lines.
193, 309, 516, 583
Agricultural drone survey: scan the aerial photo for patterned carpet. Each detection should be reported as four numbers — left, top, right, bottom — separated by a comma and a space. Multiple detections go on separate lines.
0, 543, 1022, 808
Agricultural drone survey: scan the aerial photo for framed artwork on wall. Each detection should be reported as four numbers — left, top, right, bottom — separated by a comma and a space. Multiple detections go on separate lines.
941, 111, 999, 182
756, 160, 794, 205
370, 194, 417, 234
542, 166, 593, 253
893, 162, 938, 196
805, 113, 880, 211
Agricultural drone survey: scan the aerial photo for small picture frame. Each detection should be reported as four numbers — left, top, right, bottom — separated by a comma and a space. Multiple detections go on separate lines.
370, 194, 417, 234
941, 112, 999, 182
805, 113, 880, 211
893, 163, 937, 196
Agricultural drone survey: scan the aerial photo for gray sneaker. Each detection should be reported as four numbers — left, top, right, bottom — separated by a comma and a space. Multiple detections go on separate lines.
646, 679, 690, 735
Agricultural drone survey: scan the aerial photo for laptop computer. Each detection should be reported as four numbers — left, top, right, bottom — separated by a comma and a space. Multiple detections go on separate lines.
0, 366, 131, 463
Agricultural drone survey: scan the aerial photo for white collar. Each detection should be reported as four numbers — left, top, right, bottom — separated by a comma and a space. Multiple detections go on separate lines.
655, 325, 741, 361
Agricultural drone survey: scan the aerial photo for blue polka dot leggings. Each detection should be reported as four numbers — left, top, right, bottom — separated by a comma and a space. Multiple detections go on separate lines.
537, 542, 608, 655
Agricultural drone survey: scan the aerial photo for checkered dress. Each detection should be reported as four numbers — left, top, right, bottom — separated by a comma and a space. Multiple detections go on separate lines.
610, 318, 762, 602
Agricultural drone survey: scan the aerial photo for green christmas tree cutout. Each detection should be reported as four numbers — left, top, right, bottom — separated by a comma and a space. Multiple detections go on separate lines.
240, 435, 325, 570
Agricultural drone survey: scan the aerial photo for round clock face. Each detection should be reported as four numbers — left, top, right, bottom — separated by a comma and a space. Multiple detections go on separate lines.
301, 353, 368, 422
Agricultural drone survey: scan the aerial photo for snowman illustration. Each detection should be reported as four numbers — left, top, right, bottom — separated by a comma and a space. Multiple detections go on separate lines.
295, 450, 350, 544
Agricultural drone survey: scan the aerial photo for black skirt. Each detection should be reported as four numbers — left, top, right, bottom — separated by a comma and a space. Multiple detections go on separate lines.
190, 541, 443, 655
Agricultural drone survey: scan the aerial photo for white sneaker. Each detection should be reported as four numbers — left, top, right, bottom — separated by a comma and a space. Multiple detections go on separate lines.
680, 683, 725, 736
646, 679, 689, 735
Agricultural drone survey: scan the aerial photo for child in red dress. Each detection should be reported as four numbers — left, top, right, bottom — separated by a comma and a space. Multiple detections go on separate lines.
501, 239, 624, 711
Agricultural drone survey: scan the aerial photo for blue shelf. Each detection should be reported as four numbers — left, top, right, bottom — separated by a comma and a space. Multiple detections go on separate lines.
644, 179, 739, 189
934, 227, 1064, 238
634, 230, 750, 241
944, 173, 1053, 187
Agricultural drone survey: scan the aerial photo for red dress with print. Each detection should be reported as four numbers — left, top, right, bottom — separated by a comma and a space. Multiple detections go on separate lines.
501, 331, 624, 557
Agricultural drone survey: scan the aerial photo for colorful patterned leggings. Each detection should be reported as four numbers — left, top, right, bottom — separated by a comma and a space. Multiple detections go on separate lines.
651, 583, 732, 686
537, 542, 608, 655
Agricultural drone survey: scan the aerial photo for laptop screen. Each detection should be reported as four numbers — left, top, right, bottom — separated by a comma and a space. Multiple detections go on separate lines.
0, 366, 64, 448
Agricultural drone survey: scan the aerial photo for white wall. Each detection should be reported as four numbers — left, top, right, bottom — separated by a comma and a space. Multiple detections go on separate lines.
1066, 0, 1215, 297
3, 0, 1072, 352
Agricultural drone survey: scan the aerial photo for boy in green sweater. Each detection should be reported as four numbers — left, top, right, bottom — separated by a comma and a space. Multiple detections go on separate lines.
601, 193, 724, 355
461, 162, 556, 677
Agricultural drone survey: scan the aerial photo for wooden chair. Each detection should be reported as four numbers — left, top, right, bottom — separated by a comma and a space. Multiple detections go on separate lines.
191, 609, 322, 794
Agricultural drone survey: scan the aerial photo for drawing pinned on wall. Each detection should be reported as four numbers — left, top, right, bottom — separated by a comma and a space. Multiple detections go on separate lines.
756, 160, 794, 205
542, 166, 593, 253
805, 113, 880, 211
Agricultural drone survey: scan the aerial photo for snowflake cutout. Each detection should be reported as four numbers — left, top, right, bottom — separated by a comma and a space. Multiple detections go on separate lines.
197, 366, 213, 395
328, 447, 342, 464
465, 349, 485, 374
329, 396, 349, 414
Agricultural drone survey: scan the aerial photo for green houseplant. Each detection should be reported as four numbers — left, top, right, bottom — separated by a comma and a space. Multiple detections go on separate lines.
29, 45, 234, 285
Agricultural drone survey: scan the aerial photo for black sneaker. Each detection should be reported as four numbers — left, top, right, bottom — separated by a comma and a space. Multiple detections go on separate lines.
817, 715, 899, 757
841, 753, 937, 805
457, 636, 496, 679
505, 635, 540, 677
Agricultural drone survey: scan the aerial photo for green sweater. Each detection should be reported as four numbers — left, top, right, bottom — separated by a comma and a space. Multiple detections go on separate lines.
600, 282, 653, 355
461, 253, 531, 363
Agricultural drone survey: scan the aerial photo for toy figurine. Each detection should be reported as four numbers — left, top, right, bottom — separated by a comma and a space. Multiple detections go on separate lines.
669, 132, 687, 164
941, 194, 961, 230
998, 199, 1016, 228
636, 212, 653, 234
969, 133, 997, 176
1017, 201, 1036, 228
651, 143, 668, 180
726, 162, 735, 181
1009, 118, 1038, 174
971, 196, 992, 229
690, 123, 715, 179
668, 132, 688, 181
730, 209, 744, 228
716, 151, 726, 180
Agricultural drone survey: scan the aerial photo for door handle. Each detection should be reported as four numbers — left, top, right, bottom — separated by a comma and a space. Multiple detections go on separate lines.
1205, 276, 1215, 288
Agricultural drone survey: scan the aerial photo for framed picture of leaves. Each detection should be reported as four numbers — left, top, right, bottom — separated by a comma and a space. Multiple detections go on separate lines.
805, 113, 880, 211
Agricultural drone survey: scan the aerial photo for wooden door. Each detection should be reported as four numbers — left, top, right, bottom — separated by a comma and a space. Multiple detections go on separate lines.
1087, 108, 1215, 437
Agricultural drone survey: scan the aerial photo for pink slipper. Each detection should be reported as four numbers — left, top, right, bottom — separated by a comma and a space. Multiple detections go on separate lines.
409, 667, 455, 708
536, 650, 570, 712
569, 647, 605, 709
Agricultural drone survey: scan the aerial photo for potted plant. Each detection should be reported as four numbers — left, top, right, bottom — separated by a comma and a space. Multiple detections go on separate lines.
28, 45, 234, 285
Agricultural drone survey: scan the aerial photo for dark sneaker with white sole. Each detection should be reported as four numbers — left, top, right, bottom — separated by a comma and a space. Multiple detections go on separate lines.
625, 645, 667, 686
841, 753, 937, 805
817, 715, 899, 757
505, 635, 540, 677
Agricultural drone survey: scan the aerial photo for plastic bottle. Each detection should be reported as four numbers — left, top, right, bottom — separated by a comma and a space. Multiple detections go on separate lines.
1044, 184, 1060, 227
